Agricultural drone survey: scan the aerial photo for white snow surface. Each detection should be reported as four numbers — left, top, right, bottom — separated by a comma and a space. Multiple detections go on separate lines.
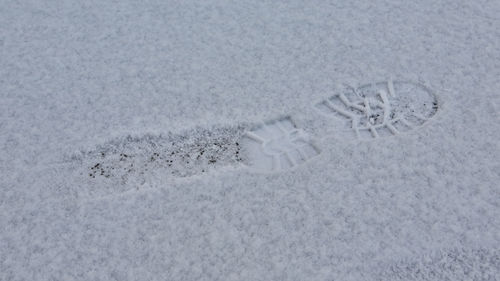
1, 0, 500, 280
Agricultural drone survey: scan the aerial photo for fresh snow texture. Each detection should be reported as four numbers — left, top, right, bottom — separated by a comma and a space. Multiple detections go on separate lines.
1, 0, 500, 280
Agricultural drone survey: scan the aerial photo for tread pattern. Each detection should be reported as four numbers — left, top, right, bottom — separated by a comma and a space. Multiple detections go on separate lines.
241, 117, 320, 172
315, 80, 439, 139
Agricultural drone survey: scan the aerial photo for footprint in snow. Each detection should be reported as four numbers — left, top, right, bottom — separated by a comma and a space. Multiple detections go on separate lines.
78, 79, 439, 191
314, 80, 439, 140
240, 117, 320, 173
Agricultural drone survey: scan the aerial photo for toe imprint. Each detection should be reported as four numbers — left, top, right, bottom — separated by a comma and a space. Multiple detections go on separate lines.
315, 80, 439, 140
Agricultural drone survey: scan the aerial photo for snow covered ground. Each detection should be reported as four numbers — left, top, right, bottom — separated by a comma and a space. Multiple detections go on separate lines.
1, 0, 499, 280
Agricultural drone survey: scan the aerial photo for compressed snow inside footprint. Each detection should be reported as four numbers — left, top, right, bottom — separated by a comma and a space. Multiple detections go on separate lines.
75, 125, 248, 189
315, 81, 439, 140
241, 117, 320, 172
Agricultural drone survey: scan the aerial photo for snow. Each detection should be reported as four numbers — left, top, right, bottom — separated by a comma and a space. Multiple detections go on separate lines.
1, 0, 500, 280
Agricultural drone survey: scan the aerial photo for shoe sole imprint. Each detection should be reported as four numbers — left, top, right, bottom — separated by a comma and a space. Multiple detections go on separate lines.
315, 80, 439, 139
240, 117, 320, 173
72, 79, 439, 195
